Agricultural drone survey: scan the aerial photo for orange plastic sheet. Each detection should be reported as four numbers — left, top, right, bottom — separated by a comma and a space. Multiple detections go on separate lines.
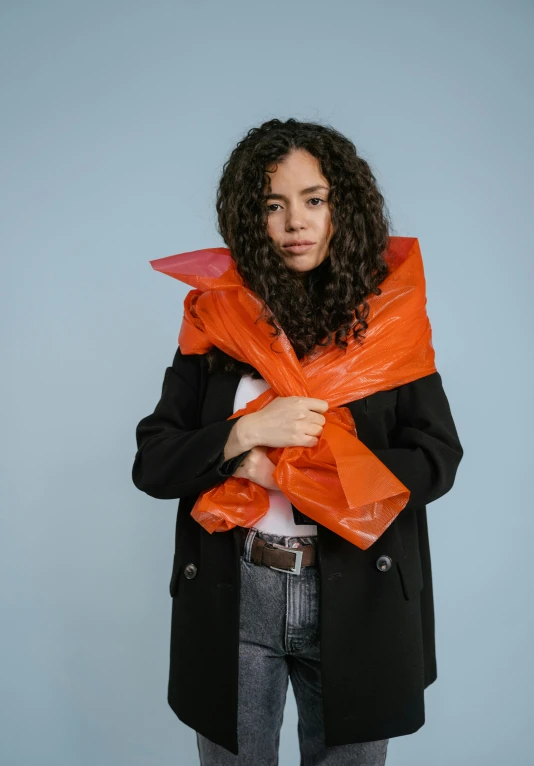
149, 237, 437, 550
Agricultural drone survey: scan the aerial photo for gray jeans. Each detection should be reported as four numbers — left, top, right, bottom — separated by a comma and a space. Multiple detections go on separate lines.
196, 527, 389, 766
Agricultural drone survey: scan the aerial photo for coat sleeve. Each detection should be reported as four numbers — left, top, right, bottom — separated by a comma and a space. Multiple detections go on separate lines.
132, 347, 247, 500
371, 371, 464, 509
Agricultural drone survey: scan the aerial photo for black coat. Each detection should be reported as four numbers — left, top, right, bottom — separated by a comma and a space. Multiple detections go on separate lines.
132, 347, 464, 755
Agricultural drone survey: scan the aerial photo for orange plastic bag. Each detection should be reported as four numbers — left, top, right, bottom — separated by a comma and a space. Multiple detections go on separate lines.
150, 237, 436, 550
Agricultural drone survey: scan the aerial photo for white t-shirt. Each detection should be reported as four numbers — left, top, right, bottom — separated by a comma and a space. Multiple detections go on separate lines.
234, 374, 318, 536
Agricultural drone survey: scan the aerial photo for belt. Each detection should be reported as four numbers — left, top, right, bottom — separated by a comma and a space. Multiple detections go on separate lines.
238, 527, 317, 575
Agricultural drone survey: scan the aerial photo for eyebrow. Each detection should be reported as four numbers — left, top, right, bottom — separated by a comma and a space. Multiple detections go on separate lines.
263, 184, 330, 201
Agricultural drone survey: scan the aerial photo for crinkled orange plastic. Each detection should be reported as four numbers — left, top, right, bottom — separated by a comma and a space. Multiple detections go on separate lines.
150, 237, 436, 550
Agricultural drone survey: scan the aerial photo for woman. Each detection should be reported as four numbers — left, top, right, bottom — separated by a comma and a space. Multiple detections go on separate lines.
132, 118, 464, 765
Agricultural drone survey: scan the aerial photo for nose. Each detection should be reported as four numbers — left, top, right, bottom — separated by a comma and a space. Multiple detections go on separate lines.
285, 207, 306, 231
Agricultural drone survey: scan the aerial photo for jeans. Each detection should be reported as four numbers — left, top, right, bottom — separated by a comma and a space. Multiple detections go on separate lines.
196, 527, 389, 766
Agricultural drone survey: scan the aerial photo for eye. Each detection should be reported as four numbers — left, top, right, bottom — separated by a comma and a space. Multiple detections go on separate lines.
266, 198, 325, 213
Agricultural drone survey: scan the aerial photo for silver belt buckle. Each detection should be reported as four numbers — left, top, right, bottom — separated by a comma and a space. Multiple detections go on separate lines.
268, 542, 303, 575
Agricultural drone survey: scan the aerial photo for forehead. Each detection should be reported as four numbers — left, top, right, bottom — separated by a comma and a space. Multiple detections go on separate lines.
264, 150, 328, 191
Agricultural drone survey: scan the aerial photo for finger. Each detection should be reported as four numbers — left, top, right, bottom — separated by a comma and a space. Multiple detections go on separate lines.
305, 398, 330, 413
307, 413, 327, 426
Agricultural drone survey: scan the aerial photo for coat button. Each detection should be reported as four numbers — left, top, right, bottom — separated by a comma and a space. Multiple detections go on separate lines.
376, 555, 392, 572
183, 563, 197, 579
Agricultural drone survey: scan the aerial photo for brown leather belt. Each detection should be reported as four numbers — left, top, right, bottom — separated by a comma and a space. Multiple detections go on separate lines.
238, 527, 317, 575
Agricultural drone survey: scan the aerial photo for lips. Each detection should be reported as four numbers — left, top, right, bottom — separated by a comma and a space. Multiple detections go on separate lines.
283, 242, 315, 254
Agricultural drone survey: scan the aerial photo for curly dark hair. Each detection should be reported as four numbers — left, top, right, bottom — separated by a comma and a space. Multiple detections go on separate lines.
207, 117, 394, 379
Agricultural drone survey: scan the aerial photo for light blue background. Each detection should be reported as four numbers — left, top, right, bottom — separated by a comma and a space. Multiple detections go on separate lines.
2, 1, 533, 764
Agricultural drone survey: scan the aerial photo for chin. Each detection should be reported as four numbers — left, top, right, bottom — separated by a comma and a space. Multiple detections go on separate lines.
284, 255, 319, 269
286, 263, 312, 275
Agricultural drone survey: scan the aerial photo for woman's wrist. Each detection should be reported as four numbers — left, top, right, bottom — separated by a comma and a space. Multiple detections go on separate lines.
223, 414, 259, 460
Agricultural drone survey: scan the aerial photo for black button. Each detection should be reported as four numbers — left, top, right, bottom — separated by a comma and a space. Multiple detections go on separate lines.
184, 563, 197, 579
376, 555, 392, 572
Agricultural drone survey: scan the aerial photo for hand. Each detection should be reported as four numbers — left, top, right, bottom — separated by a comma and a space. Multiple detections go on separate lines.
233, 445, 279, 490
243, 396, 329, 450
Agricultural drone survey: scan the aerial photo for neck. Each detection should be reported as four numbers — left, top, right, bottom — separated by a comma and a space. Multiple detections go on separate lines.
299, 255, 330, 287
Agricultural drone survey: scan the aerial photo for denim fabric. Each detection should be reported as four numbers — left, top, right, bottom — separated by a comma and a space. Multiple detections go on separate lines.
196, 527, 389, 766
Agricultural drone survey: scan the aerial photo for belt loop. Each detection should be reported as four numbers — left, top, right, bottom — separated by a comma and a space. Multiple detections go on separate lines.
243, 527, 257, 562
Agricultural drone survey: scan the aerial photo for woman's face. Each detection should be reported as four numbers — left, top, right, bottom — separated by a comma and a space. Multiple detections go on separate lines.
264, 149, 334, 276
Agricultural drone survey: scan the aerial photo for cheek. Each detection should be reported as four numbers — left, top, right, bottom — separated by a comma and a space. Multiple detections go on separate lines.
266, 217, 278, 239
321, 211, 333, 240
